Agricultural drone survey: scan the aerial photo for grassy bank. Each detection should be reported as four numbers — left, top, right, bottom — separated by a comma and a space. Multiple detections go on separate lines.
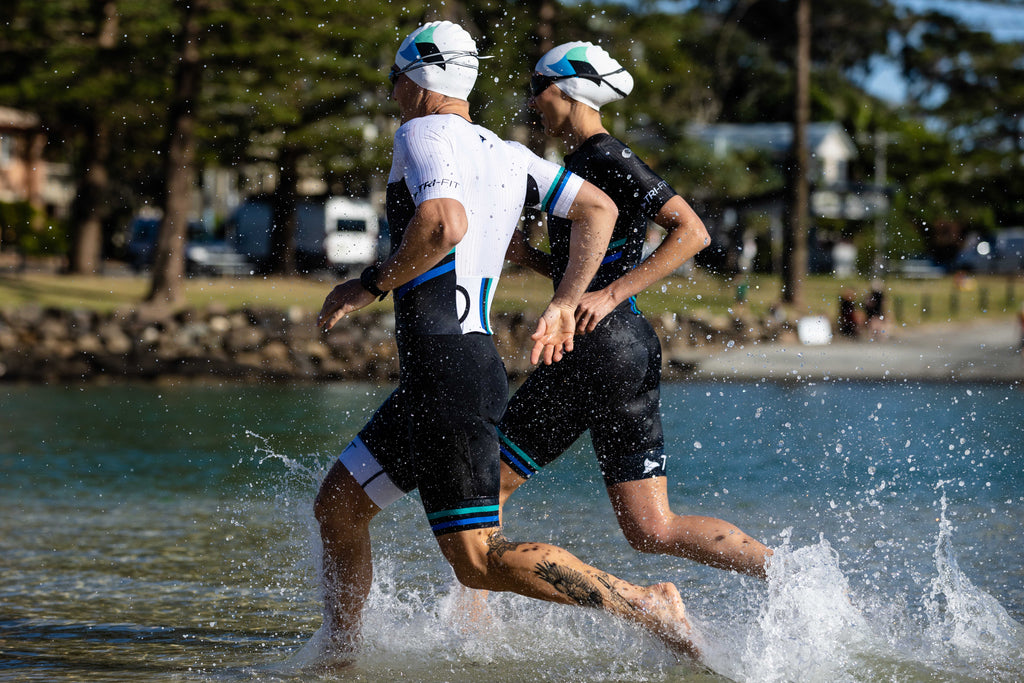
1, 266, 1022, 326
637, 272, 1024, 326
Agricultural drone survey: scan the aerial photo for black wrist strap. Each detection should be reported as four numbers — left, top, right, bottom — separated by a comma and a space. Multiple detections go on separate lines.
359, 264, 388, 300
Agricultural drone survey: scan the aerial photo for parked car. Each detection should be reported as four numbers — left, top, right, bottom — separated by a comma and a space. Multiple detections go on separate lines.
896, 254, 946, 279
126, 213, 162, 272
185, 235, 252, 277
954, 228, 1024, 274
225, 195, 381, 274
127, 212, 249, 276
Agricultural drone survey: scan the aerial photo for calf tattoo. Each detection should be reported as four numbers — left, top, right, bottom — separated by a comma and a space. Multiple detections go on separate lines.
534, 561, 604, 608
486, 531, 523, 558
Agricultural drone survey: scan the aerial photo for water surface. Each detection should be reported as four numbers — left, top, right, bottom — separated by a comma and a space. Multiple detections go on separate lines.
2, 380, 1021, 681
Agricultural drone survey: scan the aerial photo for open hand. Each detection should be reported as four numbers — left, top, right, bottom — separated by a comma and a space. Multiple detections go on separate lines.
530, 302, 576, 365
317, 279, 376, 332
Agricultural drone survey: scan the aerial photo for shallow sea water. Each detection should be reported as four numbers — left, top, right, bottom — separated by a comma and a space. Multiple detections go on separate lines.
1, 380, 1022, 682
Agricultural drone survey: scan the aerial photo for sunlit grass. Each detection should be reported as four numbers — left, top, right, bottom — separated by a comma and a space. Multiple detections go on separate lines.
0, 268, 1021, 326
635, 271, 1023, 326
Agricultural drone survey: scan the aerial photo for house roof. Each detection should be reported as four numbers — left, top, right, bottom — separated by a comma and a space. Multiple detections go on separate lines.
0, 106, 42, 129
686, 122, 857, 159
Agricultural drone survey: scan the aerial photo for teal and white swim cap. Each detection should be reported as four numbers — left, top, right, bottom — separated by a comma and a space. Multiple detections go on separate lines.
535, 42, 634, 110
392, 21, 484, 100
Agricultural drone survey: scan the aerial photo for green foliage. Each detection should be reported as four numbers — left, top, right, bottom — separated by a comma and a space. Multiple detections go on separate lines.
898, 8, 1024, 231
2, 0, 1022, 275
0, 201, 68, 255
198, 0, 429, 189
0, 0, 181, 221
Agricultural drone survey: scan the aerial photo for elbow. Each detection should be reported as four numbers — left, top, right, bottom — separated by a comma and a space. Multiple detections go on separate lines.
694, 221, 711, 253
439, 221, 466, 252
591, 195, 618, 240
600, 194, 619, 226
677, 212, 710, 254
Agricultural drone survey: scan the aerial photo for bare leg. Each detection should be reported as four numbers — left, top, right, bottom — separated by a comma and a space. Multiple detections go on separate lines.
498, 461, 526, 524
500, 462, 771, 579
313, 460, 381, 651
608, 477, 771, 579
436, 527, 699, 660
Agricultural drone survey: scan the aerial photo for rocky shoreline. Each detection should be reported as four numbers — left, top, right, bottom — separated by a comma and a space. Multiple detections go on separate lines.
0, 304, 786, 384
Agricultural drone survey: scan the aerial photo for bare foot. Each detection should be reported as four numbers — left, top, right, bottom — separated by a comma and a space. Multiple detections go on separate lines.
447, 584, 495, 634
268, 623, 358, 674
631, 582, 701, 661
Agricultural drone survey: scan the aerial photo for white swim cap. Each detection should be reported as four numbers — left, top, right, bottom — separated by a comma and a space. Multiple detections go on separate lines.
534, 42, 634, 110
391, 21, 484, 100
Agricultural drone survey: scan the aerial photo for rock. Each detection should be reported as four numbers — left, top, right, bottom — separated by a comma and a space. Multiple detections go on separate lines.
225, 326, 265, 354
0, 304, 770, 383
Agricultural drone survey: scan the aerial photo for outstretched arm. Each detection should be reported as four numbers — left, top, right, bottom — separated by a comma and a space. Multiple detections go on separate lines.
575, 195, 710, 334
530, 181, 616, 364
318, 198, 467, 331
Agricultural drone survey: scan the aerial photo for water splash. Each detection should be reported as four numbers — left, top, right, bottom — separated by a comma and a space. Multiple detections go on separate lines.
708, 530, 870, 682
228, 436, 1023, 682
245, 429, 326, 484
703, 493, 1024, 683
921, 484, 1024, 672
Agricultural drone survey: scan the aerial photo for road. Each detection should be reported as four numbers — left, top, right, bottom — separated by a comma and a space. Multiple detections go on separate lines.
671, 320, 1024, 382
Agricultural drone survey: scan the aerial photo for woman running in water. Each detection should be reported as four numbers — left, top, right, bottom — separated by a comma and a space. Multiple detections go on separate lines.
499, 41, 773, 578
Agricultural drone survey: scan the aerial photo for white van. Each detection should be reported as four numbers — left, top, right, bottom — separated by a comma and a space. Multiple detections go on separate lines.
227, 196, 380, 273
323, 197, 380, 272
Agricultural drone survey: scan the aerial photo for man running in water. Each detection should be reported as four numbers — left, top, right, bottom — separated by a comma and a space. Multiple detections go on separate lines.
498, 42, 773, 578
314, 22, 699, 664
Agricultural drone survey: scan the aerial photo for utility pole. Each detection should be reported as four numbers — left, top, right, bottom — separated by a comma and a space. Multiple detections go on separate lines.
873, 131, 889, 278
782, 0, 810, 308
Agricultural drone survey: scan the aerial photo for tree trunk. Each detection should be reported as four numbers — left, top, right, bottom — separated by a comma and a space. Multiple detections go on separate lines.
782, 0, 810, 308
67, 116, 110, 274
67, 1, 119, 275
147, 0, 203, 307
268, 147, 300, 276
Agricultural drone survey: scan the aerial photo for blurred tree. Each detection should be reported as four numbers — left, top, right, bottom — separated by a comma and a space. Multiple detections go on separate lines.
898, 8, 1024, 235
3, 0, 1020, 285
146, 0, 204, 307
198, 0, 427, 275
0, 0, 179, 273
782, 0, 810, 307
694, 0, 897, 122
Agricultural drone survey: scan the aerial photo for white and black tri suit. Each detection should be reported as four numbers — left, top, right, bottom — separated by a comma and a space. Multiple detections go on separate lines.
336, 114, 583, 536
498, 133, 679, 486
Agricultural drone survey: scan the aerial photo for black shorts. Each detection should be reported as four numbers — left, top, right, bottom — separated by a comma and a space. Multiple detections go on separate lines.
498, 304, 666, 486
337, 333, 507, 536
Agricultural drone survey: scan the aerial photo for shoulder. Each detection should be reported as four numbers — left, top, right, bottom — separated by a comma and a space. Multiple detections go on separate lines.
502, 139, 531, 155
398, 116, 444, 141
399, 115, 474, 144
588, 135, 666, 186
590, 134, 646, 168
568, 134, 627, 173
502, 139, 548, 168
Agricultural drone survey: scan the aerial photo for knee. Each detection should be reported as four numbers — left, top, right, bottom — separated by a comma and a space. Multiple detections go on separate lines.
314, 464, 376, 533
447, 547, 491, 590
619, 516, 674, 555
437, 533, 495, 590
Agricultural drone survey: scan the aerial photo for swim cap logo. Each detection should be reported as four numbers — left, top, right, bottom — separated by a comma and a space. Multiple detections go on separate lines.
399, 25, 446, 70
549, 45, 600, 83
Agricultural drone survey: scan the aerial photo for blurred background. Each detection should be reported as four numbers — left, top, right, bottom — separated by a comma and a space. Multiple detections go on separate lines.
1, 0, 1023, 307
